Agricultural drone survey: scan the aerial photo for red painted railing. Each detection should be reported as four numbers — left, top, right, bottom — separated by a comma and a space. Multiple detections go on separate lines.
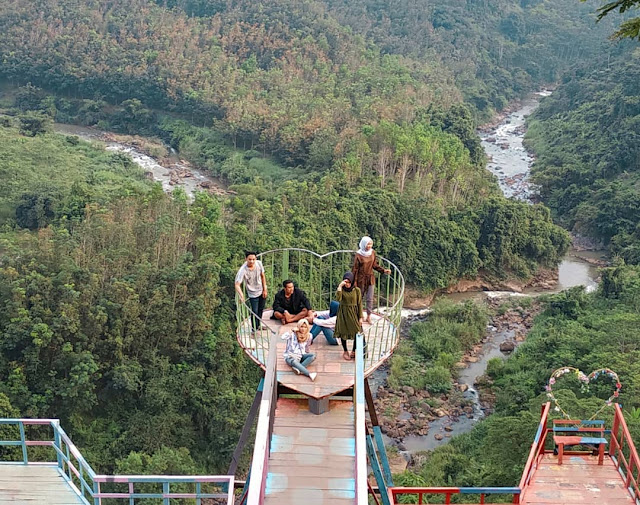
609, 403, 640, 502
518, 402, 551, 501
387, 487, 521, 504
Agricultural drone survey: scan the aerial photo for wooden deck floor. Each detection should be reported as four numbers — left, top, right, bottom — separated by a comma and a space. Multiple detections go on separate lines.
264, 398, 355, 505
238, 310, 396, 398
522, 454, 635, 504
0, 464, 84, 504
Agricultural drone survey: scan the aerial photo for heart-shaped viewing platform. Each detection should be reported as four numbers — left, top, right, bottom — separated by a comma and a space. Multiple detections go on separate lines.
235, 248, 404, 400
238, 309, 397, 399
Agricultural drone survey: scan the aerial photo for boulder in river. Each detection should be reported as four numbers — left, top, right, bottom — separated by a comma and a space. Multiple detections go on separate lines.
500, 340, 516, 353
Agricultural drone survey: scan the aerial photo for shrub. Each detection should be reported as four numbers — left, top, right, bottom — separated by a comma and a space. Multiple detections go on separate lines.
424, 365, 452, 394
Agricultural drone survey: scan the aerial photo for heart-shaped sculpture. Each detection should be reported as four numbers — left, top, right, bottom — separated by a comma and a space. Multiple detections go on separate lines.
546, 367, 622, 419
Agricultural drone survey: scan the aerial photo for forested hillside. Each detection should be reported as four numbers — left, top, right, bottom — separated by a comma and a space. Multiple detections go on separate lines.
323, 0, 617, 112
526, 46, 640, 262
0, 0, 617, 172
0, 0, 626, 481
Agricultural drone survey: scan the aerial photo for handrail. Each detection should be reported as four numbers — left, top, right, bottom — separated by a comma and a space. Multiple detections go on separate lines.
518, 401, 551, 498
610, 403, 640, 502
235, 291, 278, 369
388, 486, 522, 504
246, 334, 279, 504
0, 418, 234, 504
354, 333, 368, 505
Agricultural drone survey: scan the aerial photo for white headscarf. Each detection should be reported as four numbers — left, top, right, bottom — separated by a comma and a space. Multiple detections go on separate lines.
358, 236, 373, 257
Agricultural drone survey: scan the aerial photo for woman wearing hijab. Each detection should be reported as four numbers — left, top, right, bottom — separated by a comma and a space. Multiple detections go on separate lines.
352, 236, 391, 324
334, 272, 363, 361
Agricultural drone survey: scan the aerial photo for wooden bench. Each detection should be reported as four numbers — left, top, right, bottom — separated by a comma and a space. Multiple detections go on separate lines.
553, 419, 607, 465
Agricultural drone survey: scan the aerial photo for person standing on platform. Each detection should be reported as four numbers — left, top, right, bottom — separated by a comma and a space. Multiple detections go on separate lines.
352, 236, 391, 324
334, 272, 363, 361
234, 251, 267, 332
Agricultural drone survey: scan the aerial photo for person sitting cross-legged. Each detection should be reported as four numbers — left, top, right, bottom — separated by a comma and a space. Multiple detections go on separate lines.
272, 280, 315, 325
310, 300, 339, 346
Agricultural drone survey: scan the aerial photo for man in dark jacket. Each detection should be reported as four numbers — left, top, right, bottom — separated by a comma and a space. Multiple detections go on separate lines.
272, 280, 315, 324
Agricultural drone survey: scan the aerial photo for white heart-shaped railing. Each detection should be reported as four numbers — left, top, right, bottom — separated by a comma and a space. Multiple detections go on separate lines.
235, 248, 405, 373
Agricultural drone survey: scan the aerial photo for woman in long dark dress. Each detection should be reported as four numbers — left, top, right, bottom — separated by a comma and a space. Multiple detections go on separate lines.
352, 236, 391, 323
334, 272, 363, 361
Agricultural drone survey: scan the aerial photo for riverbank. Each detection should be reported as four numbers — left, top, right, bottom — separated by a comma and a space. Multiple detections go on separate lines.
373, 296, 540, 464
54, 124, 231, 200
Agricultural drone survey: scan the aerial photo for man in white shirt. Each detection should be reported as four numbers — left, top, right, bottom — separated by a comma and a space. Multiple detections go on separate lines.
235, 251, 267, 332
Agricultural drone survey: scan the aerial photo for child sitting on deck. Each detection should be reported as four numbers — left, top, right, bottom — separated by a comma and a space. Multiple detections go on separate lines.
281, 320, 317, 381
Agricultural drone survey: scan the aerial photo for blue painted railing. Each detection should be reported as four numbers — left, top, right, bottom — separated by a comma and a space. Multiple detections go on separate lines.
0, 418, 234, 504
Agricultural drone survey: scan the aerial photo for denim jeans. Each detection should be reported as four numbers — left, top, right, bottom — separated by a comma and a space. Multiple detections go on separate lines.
248, 295, 266, 331
310, 300, 339, 345
310, 324, 338, 345
285, 353, 316, 376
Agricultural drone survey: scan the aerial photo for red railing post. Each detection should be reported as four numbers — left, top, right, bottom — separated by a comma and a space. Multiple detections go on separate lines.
611, 407, 621, 459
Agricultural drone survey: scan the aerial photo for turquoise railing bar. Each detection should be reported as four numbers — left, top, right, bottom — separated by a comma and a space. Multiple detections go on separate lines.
0, 419, 235, 504
246, 335, 279, 504
354, 333, 368, 505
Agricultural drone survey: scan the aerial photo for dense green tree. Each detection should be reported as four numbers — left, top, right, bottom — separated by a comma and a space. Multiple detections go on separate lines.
585, 0, 640, 40
526, 48, 640, 262
18, 112, 52, 137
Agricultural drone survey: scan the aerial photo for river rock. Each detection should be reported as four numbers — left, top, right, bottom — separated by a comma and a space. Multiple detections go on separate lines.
444, 425, 453, 432
434, 409, 447, 417
402, 386, 415, 396
434, 433, 444, 441
458, 384, 469, 392
500, 340, 516, 353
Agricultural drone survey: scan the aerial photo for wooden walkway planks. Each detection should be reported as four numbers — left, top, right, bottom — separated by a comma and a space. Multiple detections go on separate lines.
264, 398, 355, 505
522, 454, 635, 504
0, 465, 84, 504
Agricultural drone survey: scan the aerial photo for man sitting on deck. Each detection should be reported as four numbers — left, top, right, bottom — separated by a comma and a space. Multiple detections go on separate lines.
272, 280, 315, 325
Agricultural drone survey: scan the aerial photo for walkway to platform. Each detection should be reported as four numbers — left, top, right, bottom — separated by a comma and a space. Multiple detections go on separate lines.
521, 453, 635, 505
264, 398, 356, 505
0, 465, 84, 504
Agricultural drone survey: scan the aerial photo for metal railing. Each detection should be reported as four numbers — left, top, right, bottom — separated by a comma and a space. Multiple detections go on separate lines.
518, 402, 551, 500
235, 294, 278, 368
0, 419, 234, 504
354, 333, 368, 505
387, 487, 522, 504
245, 335, 279, 504
610, 403, 640, 502
236, 249, 405, 372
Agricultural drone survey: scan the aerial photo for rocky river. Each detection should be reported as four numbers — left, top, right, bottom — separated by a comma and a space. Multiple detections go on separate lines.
374, 91, 606, 461
54, 124, 229, 201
